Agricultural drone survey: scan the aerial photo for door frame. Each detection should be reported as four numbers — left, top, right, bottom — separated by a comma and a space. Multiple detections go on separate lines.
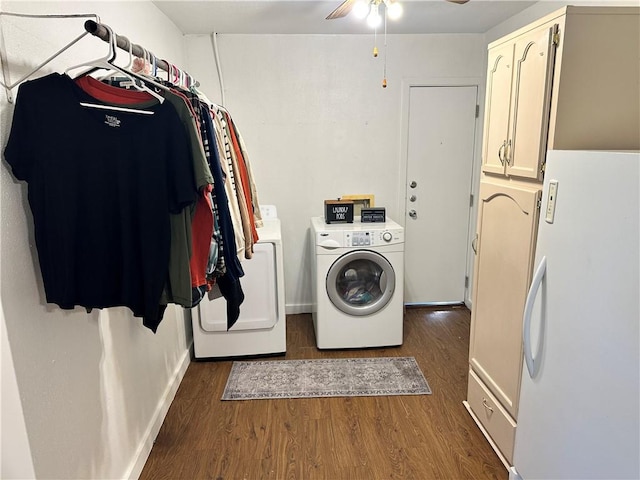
397, 77, 485, 308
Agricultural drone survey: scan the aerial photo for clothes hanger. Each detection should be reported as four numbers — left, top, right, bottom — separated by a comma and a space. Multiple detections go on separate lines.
0, 12, 101, 103
129, 47, 179, 99
68, 27, 152, 115
66, 25, 165, 110
141, 47, 151, 75
64, 22, 117, 76
104, 35, 165, 104
172, 64, 180, 86
99, 35, 133, 82
160, 59, 173, 84
151, 53, 158, 78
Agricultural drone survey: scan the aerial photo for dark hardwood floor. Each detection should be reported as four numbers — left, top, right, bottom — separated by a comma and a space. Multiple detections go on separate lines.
140, 306, 507, 479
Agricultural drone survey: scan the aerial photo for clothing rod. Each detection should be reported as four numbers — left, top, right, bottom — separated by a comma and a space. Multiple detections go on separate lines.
0, 12, 99, 19
83, 20, 198, 86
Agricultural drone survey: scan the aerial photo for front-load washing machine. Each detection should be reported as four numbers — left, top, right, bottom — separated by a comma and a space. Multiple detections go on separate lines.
310, 216, 404, 349
192, 206, 286, 358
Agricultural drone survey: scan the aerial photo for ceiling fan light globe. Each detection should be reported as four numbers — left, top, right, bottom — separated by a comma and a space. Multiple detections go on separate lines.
353, 0, 370, 19
387, 1, 402, 20
366, 5, 382, 28
366, 12, 382, 28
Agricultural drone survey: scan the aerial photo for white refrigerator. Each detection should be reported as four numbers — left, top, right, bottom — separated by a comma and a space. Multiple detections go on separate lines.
510, 150, 640, 480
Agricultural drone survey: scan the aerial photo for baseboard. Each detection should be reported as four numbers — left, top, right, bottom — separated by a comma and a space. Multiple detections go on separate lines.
285, 303, 312, 315
462, 400, 511, 471
125, 347, 191, 479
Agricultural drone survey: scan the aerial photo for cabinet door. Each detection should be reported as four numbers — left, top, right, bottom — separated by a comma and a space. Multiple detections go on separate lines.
482, 42, 514, 176
506, 24, 557, 180
469, 181, 541, 419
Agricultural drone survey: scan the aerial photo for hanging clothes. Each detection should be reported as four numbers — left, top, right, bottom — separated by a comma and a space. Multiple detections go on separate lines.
211, 109, 246, 260
199, 103, 246, 329
234, 120, 263, 229
223, 110, 261, 249
76, 75, 215, 310
159, 87, 214, 308
189, 183, 214, 306
4, 73, 197, 332
5, 63, 263, 332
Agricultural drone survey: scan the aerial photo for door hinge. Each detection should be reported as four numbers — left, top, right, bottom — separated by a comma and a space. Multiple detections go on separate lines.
464, 276, 469, 288
540, 162, 546, 175
475, 104, 480, 118
469, 194, 474, 207
537, 198, 542, 210
552, 24, 560, 46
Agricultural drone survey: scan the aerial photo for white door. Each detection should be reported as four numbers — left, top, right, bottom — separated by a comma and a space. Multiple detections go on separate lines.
404, 86, 477, 304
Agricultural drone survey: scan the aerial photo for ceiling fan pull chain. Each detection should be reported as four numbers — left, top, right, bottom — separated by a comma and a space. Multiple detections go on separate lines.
373, 27, 378, 57
382, 6, 388, 88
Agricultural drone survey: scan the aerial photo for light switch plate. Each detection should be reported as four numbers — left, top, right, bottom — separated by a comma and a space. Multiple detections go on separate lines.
545, 180, 558, 224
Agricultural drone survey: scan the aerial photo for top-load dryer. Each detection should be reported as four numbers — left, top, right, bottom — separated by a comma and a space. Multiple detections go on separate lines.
310, 216, 404, 349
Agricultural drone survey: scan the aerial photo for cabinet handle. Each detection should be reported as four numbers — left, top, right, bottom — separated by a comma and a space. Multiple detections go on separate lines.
505, 139, 512, 166
482, 398, 494, 413
498, 140, 506, 165
471, 233, 478, 254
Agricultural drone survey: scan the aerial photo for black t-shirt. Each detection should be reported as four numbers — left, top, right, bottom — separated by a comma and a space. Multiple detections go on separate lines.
4, 73, 197, 332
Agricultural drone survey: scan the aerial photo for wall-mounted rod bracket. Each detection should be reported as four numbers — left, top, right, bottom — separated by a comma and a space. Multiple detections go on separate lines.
0, 12, 100, 103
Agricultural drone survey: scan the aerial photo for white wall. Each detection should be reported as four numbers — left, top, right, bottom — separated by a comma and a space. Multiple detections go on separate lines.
1, 304, 35, 479
184, 33, 486, 312
0, 2, 192, 478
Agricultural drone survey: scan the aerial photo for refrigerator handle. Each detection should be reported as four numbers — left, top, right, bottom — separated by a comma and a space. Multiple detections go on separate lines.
523, 256, 546, 378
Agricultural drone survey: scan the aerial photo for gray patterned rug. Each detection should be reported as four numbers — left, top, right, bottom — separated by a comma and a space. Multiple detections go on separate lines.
221, 357, 431, 400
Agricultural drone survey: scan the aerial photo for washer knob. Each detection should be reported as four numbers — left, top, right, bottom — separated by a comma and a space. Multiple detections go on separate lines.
382, 231, 393, 242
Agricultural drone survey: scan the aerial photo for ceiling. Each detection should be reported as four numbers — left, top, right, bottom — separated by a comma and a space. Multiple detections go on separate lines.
152, 0, 538, 35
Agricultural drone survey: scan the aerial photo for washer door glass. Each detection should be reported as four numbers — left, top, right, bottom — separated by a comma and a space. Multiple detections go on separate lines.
326, 250, 396, 316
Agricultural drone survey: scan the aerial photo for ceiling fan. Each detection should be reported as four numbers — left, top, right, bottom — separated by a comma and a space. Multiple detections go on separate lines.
326, 0, 470, 20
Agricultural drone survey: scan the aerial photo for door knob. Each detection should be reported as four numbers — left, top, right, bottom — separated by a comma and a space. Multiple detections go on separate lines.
409, 210, 417, 219
409, 181, 417, 188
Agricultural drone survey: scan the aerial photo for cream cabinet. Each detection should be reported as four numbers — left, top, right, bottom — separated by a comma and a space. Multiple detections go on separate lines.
482, 22, 557, 181
466, 5, 639, 468
465, 181, 541, 466
469, 181, 541, 419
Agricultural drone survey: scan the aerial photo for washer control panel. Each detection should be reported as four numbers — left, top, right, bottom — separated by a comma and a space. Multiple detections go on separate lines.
344, 228, 404, 247
313, 217, 404, 248
349, 231, 371, 247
